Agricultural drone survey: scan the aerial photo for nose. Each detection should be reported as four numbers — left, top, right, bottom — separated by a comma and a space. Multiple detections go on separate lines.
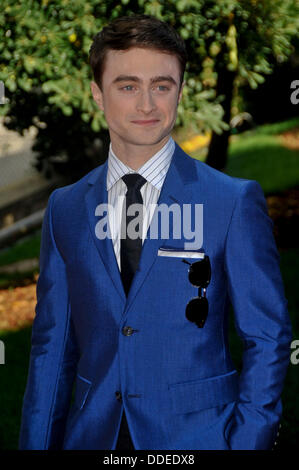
136, 90, 157, 114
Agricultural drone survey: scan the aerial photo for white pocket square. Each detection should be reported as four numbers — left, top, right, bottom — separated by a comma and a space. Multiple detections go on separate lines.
158, 248, 205, 259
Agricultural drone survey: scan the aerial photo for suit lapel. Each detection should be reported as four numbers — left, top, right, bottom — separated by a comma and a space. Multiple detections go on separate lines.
85, 161, 126, 303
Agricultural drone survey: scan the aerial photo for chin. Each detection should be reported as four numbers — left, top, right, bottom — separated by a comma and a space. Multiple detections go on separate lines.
122, 133, 165, 146
133, 137, 166, 147
131, 128, 170, 142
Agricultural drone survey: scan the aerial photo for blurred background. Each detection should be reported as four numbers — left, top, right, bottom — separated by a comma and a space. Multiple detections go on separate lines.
0, 0, 298, 450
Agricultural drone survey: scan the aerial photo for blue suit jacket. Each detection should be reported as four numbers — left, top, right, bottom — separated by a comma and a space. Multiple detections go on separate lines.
19, 143, 292, 450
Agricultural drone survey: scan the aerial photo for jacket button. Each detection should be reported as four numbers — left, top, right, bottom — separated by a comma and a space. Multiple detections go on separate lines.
122, 326, 134, 336
115, 391, 122, 402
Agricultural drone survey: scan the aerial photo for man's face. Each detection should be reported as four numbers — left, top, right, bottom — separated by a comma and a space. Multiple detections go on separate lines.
91, 47, 184, 150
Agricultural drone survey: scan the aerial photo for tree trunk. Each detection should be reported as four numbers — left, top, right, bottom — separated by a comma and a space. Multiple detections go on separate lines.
205, 61, 236, 171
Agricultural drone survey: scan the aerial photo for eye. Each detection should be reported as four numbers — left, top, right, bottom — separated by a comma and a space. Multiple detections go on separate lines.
121, 85, 135, 91
156, 85, 170, 91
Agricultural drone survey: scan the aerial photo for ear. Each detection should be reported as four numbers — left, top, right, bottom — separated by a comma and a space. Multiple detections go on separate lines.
178, 80, 185, 104
90, 81, 104, 111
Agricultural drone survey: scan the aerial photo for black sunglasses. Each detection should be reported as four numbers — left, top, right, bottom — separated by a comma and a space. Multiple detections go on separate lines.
182, 256, 211, 328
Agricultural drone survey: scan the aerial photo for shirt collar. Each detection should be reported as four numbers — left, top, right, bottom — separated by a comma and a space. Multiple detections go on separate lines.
106, 136, 175, 191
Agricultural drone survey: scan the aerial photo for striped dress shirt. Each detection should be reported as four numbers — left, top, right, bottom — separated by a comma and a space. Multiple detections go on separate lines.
106, 136, 175, 271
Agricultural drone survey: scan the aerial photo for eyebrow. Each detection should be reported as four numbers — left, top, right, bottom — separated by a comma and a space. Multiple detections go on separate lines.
112, 75, 178, 86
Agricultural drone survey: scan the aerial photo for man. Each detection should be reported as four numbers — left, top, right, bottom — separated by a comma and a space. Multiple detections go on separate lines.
19, 15, 292, 450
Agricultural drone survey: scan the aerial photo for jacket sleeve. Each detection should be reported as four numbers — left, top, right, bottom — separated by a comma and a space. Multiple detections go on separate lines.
19, 189, 79, 449
224, 180, 293, 450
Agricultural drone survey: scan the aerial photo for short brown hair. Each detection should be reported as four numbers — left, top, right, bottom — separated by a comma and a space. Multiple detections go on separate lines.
89, 14, 187, 90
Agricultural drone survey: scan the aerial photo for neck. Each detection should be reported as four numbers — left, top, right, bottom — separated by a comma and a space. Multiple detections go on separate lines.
110, 135, 170, 171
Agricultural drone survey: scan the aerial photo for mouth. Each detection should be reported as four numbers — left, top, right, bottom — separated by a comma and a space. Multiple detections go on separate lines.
131, 119, 160, 126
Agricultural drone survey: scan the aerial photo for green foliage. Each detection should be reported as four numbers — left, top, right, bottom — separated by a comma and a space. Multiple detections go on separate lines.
1, 1, 101, 127
140, 0, 299, 88
0, 0, 298, 180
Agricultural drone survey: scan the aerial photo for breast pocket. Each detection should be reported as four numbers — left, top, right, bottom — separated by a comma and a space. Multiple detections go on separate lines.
158, 247, 205, 260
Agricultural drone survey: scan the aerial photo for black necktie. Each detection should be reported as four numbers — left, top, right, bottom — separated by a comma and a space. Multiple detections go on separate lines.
120, 173, 147, 296
116, 173, 146, 450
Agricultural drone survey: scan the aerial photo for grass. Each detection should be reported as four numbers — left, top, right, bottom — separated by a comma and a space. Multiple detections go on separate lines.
0, 230, 41, 267
0, 230, 41, 288
188, 116, 299, 195
227, 117, 299, 194
0, 328, 32, 450
247, 117, 299, 136
227, 134, 299, 194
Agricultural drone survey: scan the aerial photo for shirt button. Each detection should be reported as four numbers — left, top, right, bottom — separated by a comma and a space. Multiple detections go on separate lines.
122, 326, 134, 336
115, 391, 122, 402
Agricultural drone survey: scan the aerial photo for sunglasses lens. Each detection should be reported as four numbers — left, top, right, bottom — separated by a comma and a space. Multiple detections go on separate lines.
188, 256, 211, 288
186, 297, 208, 328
